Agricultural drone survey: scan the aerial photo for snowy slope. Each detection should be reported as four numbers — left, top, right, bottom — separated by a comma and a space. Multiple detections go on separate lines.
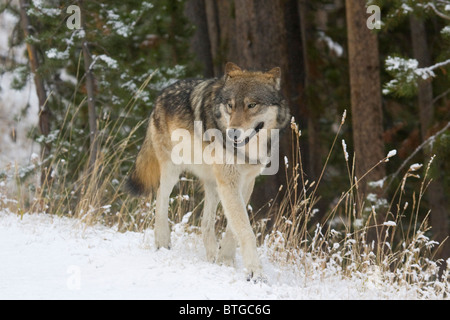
0, 211, 445, 300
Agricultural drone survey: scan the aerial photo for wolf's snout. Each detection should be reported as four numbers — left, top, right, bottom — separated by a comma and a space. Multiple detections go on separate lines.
227, 128, 243, 142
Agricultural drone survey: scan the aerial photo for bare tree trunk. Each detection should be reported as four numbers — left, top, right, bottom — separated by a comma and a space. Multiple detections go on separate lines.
82, 42, 98, 171
410, 16, 433, 140
19, 0, 51, 185
78, 1, 99, 172
204, 0, 239, 73
203, 0, 221, 76
345, 0, 386, 241
345, 0, 385, 192
410, 15, 449, 268
299, 0, 321, 188
184, 0, 214, 77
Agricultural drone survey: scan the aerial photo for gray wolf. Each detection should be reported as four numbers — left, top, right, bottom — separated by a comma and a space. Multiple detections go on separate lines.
126, 62, 290, 281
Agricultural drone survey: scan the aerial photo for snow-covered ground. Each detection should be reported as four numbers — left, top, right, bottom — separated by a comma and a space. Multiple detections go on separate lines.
0, 211, 446, 300
0, 211, 317, 300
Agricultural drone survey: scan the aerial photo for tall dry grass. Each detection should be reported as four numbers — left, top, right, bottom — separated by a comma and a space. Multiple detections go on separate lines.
256, 112, 448, 296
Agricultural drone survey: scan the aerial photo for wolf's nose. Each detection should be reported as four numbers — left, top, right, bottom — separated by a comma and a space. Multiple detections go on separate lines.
227, 128, 242, 141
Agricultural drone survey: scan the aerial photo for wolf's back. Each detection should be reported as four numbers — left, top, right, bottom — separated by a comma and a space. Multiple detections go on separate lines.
126, 79, 206, 196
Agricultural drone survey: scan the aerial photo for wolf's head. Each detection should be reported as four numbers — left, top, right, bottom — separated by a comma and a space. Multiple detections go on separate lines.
213, 62, 290, 147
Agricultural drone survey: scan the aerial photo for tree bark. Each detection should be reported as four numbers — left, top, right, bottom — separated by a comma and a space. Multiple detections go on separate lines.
345, 0, 385, 193
18, 0, 51, 185
203, 0, 221, 76
78, 1, 99, 172
410, 15, 449, 266
205, 0, 239, 73
410, 16, 433, 141
345, 0, 386, 241
299, 0, 321, 188
184, 0, 214, 77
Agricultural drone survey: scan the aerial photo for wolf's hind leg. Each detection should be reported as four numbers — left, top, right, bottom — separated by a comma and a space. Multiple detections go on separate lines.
202, 182, 220, 262
154, 164, 180, 249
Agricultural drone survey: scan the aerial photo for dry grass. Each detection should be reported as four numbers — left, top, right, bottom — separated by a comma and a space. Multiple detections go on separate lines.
254, 112, 448, 297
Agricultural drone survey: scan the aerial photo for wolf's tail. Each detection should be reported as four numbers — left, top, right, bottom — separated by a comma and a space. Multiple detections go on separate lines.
126, 131, 160, 197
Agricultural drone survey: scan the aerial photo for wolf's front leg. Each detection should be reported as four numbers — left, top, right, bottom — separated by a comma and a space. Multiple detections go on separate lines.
214, 168, 264, 281
217, 178, 254, 266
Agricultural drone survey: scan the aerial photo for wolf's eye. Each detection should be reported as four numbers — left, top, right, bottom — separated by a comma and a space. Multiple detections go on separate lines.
227, 103, 233, 110
248, 103, 257, 109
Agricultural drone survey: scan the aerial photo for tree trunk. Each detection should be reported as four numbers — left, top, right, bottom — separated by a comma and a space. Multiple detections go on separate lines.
18, 0, 51, 185
345, 0, 386, 239
410, 15, 449, 268
410, 16, 433, 141
184, 0, 214, 78
345, 0, 385, 193
204, 0, 239, 74
299, 0, 322, 190
78, 1, 99, 172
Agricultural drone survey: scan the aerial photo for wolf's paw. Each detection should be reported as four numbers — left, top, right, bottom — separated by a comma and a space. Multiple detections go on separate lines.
154, 223, 171, 250
216, 246, 235, 266
155, 232, 171, 250
216, 254, 235, 267
155, 241, 171, 250
203, 239, 218, 263
205, 248, 218, 263
245, 264, 267, 284
246, 271, 268, 284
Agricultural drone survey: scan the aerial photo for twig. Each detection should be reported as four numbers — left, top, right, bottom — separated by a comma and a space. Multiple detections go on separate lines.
432, 88, 450, 104
386, 121, 450, 190
427, 2, 450, 20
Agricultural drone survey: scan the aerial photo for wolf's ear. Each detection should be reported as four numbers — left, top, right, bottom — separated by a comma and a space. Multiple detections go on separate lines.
267, 67, 281, 90
225, 62, 242, 80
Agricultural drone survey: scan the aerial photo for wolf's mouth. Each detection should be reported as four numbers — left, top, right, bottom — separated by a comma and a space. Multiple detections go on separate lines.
233, 122, 265, 148
254, 122, 265, 133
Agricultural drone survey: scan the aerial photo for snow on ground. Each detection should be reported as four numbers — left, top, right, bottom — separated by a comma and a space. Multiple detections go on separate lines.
0, 210, 445, 300
0, 211, 304, 300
